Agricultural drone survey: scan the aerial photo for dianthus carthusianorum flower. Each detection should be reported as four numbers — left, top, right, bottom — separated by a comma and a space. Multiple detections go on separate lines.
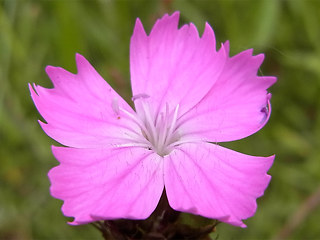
30, 12, 276, 228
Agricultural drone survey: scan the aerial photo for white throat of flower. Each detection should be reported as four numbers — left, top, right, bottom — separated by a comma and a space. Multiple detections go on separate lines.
115, 94, 182, 157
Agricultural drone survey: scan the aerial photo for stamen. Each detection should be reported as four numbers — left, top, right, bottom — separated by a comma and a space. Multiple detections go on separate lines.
117, 96, 187, 156
157, 112, 168, 153
166, 136, 203, 149
114, 142, 152, 148
123, 130, 151, 145
119, 107, 150, 139
132, 93, 150, 101
111, 98, 120, 115
141, 102, 158, 146
165, 104, 180, 145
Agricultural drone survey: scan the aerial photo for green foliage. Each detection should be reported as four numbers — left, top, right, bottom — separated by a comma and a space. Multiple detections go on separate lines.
1, 0, 320, 239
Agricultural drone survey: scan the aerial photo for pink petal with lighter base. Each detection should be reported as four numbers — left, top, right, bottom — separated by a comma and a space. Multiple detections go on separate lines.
30, 12, 276, 228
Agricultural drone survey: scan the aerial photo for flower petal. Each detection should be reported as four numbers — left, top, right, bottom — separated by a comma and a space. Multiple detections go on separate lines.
164, 142, 273, 227
130, 12, 226, 115
179, 44, 277, 142
30, 54, 138, 148
49, 146, 164, 224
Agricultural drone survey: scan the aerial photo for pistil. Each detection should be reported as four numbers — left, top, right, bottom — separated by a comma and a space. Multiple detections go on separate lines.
118, 96, 182, 156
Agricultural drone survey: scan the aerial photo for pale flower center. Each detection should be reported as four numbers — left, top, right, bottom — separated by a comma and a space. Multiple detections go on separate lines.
137, 101, 180, 157
117, 94, 182, 157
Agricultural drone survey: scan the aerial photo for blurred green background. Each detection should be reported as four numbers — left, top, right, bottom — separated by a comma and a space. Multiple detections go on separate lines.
1, 0, 320, 239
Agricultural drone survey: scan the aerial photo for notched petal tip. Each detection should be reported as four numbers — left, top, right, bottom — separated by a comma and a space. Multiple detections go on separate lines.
171, 11, 180, 18
67, 220, 79, 226
51, 145, 65, 158
188, 23, 200, 39
259, 94, 273, 125
45, 65, 72, 82
45, 65, 56, 75
267, 154, 275, 167
238, 222, 247, 228
132, 18, 147, 39
170, 11, 180, 25
45, 65, 76, 89
75, 53, 90, 73
202, 22, 216, 49
221, 40, 230, 56
150, 11, 180, 36
222, 217, 247, 228
253, 52, 265, 67
267, 76, 277, 86
161, 11, 180, 22
38, 119, 48, 129
28, 83, 37, 96
66, 214, 95, 226
75, 52, 84, 60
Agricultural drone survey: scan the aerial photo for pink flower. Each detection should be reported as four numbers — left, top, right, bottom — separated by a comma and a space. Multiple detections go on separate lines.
29, 12, 276, 227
